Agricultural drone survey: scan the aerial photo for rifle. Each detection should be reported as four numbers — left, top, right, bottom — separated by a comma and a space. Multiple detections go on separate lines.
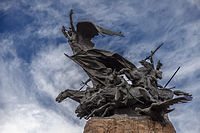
144, 43, 164, 61
163, 67, 180, 88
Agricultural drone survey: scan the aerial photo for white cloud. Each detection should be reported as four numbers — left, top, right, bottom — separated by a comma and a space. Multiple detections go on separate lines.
187, 0, 200, 10
30, 43, 87, 98
1, 0, 200, 133
170, 106, 200, 133
37, 25, 61, 38
0, 103, 83, 133
0, 39, 85, 132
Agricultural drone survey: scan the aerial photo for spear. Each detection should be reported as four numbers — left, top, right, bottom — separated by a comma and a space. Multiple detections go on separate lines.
164, 67, 180, 88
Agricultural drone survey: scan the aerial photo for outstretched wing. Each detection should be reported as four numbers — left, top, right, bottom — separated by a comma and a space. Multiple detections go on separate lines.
162, 96, 192, 107
152, 96, 192, 110
76, 21, 125, 40
95, 25, 125, 37
77, 21, 99, 39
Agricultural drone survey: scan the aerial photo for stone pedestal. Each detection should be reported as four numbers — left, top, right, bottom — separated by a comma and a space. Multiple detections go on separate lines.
83, 116, 176, 133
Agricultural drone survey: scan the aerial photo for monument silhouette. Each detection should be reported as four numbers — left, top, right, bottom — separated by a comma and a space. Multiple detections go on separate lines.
56, 9, 192, 133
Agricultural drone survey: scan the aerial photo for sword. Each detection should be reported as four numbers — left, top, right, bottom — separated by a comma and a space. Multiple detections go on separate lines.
144, 43, 164, 60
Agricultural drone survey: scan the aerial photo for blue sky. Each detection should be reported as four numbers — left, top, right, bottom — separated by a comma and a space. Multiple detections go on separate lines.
0, 0, 200, 133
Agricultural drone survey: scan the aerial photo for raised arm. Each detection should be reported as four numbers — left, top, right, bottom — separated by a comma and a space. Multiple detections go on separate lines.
62, 26, 70, 40
69, 9, 75, 32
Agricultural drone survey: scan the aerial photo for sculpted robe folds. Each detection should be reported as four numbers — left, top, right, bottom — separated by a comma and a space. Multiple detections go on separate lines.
65, 49, 136, 88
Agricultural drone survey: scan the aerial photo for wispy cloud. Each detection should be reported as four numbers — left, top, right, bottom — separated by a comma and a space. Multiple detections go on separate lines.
0, 39, 86, 132
0, 0, 200, 133
0, 103, 84, 133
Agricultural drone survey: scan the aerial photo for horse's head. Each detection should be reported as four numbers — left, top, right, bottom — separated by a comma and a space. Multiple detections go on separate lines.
56, 90, 69, 103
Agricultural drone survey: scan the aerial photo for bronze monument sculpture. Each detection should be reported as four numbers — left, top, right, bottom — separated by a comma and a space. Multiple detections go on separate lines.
56, 9, 192, 126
